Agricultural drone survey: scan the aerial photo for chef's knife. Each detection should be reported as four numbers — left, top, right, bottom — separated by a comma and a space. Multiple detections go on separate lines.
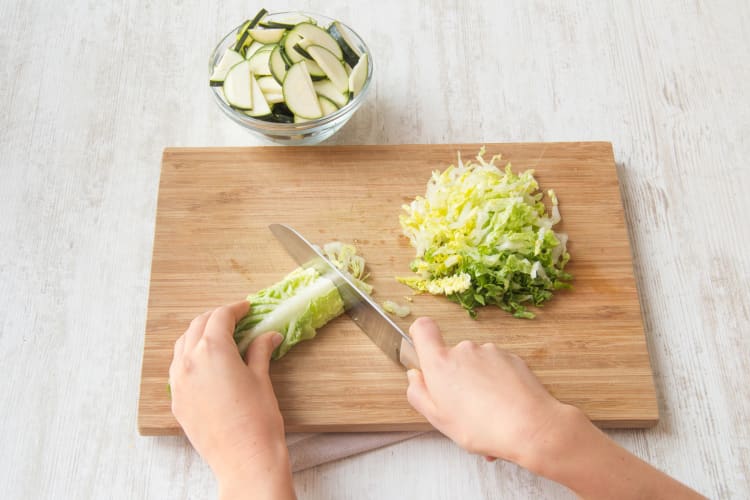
269, 223, 419, 370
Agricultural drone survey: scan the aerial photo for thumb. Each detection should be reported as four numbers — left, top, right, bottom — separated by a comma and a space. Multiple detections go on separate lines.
406, 369, 438, 420
409, 317, 446, 372
245, 332, 284, 371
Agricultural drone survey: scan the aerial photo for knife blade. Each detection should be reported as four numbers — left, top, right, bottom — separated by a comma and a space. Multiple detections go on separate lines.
269, 223, 419, 370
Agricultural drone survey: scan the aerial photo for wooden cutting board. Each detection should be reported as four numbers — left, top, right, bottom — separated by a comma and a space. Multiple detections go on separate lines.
138, 142, 658, 435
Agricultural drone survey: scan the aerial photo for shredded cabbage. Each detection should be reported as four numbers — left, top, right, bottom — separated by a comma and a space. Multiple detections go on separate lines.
382, 300, 411, 318
398, 148, 572, 318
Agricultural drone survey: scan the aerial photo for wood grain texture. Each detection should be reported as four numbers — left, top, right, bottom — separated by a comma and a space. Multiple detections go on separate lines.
1, 0, 748, 498
139, 142, 658, 434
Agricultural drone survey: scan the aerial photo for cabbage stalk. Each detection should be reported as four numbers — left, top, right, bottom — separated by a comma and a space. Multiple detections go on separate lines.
234, 242, 369, 358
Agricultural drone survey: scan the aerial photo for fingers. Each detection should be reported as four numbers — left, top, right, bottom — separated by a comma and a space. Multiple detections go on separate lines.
245, 331, 284, 371
172, 334, 185, 363
228, 300, 251, 322
203, 301, 250, 342
409, 317, 446, 372
406, 369, 438, 420
183, 310, 211, 350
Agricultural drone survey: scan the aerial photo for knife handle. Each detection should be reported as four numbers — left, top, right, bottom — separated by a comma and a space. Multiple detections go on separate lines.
399, 337, 420, 370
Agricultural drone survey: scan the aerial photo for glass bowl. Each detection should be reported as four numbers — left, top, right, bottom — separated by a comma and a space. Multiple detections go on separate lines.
208, 11, 373, 145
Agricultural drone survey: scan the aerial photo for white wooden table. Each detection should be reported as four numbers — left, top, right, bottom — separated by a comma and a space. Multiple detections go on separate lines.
1, 0, 748, 498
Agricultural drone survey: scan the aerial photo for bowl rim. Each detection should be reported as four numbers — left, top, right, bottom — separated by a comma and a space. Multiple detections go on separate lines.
208, 11, 374, 131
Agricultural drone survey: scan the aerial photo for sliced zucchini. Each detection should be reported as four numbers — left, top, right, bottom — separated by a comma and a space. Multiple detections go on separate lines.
271, 103, 294, 122
248, 8, 269, 28
318, 95, 338, 116
257, 75, 282, 94
244, 41, 265, 59
245, 74, 272, 117
286, 43, 325, 79
223, 60, 253, 110
236, 19, 251, 36
288, 43, 326, 79
210, 48, 244, 86
234, 8, 268, 51
278, 41, 294, 66
292, 43, 313, 60
259, 14, 313, 29
304, 59, 327, 79
328, 21, 361, 68
307, 45, 348, 93
247, 49, 272, 76
234, 19, 252, 52
284, 23, 343, 64
263, 92, 285, 104
283, 62, 322, 119
213, 13, 370, 123
348, 53, 368, 96
247, 28, 286, 44
297, 37, 314, 50
269, 45, 288, 84
313, 79, 349, 107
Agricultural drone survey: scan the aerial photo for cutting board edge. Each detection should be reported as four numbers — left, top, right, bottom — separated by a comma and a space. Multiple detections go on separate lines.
605, 144, 662, 425
161, 141, 616, 157
137, 417, 659, 436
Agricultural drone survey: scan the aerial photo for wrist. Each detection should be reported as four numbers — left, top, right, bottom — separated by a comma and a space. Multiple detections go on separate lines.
216, 439, 294, 500
517, 403, 596, 477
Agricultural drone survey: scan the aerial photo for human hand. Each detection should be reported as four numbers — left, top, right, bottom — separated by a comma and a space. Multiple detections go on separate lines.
405, 317, 572, 467
169, 301, 295, 500
405, 318, 704, 498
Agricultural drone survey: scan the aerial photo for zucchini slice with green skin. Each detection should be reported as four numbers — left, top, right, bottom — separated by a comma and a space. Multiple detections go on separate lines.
244, 41, 265, 60
348, 52, 368, 96
247, 28, 286, 44
328, 21, 361, 68
247, 49, 272, 76
234, 20, 252, 52
283, 62, 322, 119
318, 95, 339, 116
269, 45, 288, 84
288, 43, 326, 79
263, 92, 285, 104
236, 19, 251, 36
248, 8, 269, 28
292, 43, 313, 60
284, 23, 343, 63
210, 48, 244, 86
259, 14, 313, 29
257, 75, 282, 94
234, 9, 268, 51
223, 60, 253, 110
271, 103, 294, 122
245, 73, 272, 117
313, 79, 350, 107
305, 60, 327, 79
278, 39, 294, 66
307, 45, 349, 93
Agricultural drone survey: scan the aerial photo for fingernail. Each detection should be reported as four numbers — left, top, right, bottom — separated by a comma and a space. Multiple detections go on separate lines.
271, 333, 283, 348
409, 316, 433, 334
406, 369, 418, 381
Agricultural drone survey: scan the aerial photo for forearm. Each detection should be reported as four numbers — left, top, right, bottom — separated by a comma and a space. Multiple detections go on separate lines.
217, 440, 295, 500
524, 405, 703, 500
